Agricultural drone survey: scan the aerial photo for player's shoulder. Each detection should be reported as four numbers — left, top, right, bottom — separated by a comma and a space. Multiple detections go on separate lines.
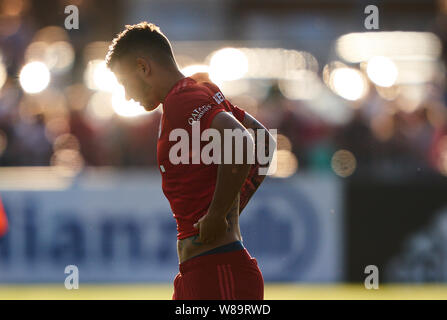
164, 79, 214, 114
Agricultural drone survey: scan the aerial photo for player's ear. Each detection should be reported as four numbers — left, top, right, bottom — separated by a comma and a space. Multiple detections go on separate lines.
136, 57, 151, 78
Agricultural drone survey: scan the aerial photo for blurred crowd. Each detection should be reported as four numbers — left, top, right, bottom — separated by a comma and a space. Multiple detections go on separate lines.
1, 76, 446, 178
0, 0, 447, 179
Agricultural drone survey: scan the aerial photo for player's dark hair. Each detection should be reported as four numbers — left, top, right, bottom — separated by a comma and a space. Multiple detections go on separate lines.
105, 21, 175, 69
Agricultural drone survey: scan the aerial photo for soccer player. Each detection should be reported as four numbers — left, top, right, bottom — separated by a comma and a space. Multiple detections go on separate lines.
106, 22, 275, 300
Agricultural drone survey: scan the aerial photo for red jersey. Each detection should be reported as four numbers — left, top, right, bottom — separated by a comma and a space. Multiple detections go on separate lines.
157, 77, 245, 240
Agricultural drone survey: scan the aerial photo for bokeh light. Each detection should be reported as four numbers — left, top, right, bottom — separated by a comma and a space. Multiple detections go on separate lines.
331, 149, 357, 177
241, 48, 318, 79
87, 91, 115, 121
396, 84, 427, 113
375, 85, 400, 101
51, 149, 84, 177
218, 79, 250, 97
209, 48, 248, 82
83, 41, 110, 64
336, 32, 441, 86
181, 64, 210, 77
53, 134, 80, 152
336, 32, 442, 63
330, 68, 367, 101
393, 59, 439, 84
44, 41, 75, 73
279, 70, 322, 100
33, 26, 69, 43
84, 59, 120, 92
276, 134, 292, 152
1, 0, 29, 16
437, 136, 447, 176
19, 61, 50, 94
272, 150, 298, 178
25, 41, 75, 73
367, 56, 398, 87
323, 61, 346, 85
111, 86, 147, 118
25, 41, 47, 62
0, 60, 7, 91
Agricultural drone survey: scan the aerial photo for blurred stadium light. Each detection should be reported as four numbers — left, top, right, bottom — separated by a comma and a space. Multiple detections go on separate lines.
19, 61, 50, 94
0, 0, 447, 300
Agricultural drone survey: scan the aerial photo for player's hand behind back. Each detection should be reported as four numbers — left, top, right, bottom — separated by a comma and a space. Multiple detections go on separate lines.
193, 212, 228, 244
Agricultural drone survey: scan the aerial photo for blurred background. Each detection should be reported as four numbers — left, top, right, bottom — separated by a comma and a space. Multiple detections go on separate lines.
1, 0, 447, 299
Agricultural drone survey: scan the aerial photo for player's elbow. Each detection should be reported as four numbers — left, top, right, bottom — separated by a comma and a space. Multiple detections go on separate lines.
241, 130, 255, 167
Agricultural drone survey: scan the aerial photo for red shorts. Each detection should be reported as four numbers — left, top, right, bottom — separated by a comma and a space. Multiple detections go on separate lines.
172, 248, 264, 300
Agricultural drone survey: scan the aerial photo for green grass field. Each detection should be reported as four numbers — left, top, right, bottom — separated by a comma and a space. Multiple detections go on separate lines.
1, 284, 447, 300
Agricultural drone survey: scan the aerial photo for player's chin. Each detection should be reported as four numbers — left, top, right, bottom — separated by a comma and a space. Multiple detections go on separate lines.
143, 101, 161, 112
143, 104, 158, 112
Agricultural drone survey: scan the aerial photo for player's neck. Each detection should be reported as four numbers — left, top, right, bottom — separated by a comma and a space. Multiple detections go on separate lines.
159, 69, 185, 103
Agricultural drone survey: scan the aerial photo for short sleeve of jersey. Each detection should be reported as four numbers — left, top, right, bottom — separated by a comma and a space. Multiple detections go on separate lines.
230, 105, 246, 123
165, 87, 226, 131
199, 81, 246, 124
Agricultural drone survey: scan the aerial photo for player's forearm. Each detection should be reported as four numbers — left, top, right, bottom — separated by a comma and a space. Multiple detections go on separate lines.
207, 111, 256, 218
207, 162, 251, 218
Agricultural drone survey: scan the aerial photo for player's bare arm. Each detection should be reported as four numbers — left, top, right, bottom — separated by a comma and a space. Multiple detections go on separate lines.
239, 112, 277, 214
194, 112, 254, 243
177, 112, 254, 263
